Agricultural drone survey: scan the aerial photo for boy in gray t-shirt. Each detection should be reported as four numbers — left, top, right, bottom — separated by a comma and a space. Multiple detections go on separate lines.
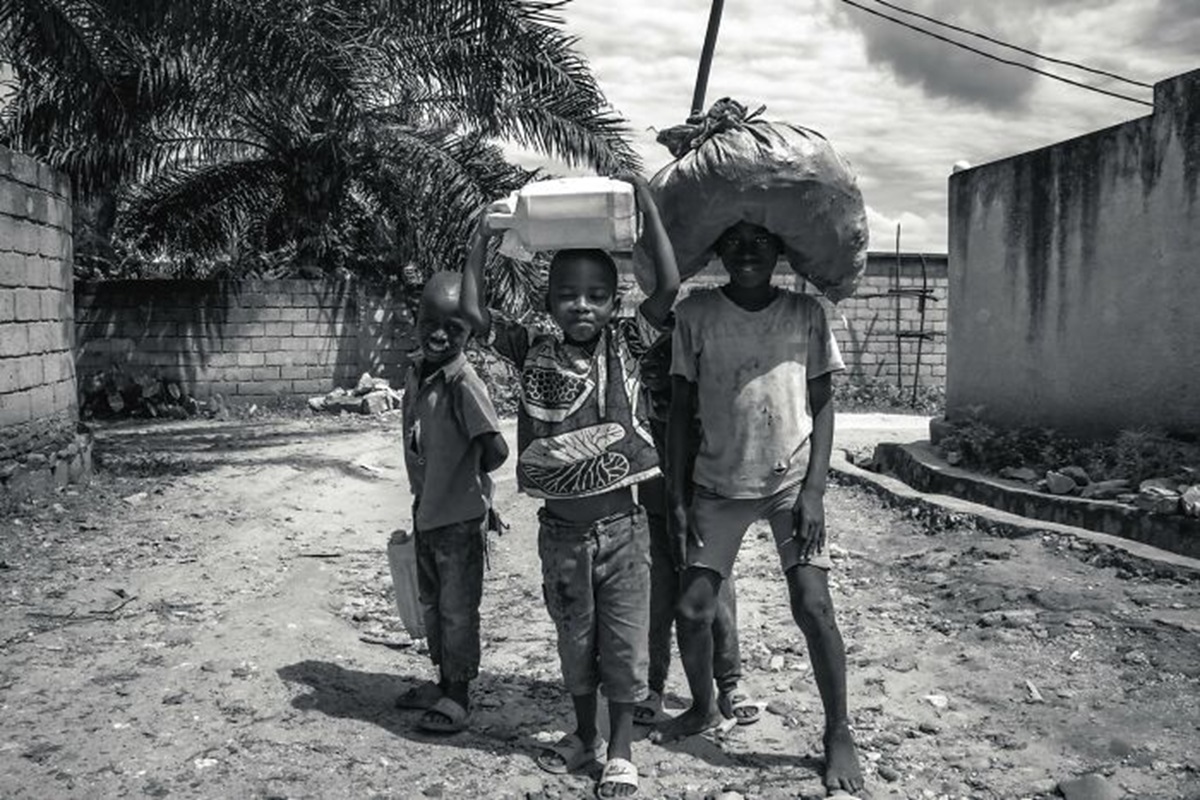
652, 221, 864, 796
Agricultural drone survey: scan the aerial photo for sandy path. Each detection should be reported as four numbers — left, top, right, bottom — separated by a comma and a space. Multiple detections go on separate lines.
1, 413, 1196, 800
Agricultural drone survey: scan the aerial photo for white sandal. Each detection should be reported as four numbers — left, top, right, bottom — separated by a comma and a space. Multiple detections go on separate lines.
596, 757, 639, 798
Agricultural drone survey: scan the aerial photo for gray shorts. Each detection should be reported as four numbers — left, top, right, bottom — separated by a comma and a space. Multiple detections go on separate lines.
688, 483, 834, 578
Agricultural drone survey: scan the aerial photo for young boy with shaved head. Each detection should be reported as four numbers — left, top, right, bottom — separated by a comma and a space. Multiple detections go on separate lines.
393, 271, 509, 734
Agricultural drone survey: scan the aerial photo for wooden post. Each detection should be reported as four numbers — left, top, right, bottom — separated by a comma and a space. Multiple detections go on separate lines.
690, 0, 727, 116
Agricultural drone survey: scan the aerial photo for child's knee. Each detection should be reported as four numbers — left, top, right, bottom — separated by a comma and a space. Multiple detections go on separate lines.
788, 582, 837, 633
676, 572, 721, 625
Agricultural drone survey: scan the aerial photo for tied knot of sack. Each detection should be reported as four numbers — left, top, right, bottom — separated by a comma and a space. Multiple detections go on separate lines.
656, 98, 767, 159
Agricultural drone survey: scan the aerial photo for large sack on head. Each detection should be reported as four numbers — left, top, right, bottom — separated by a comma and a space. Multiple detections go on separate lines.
634, 99, 869, 302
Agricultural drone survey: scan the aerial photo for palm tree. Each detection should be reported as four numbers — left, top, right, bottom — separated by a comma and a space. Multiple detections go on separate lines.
0, 0, 639, 308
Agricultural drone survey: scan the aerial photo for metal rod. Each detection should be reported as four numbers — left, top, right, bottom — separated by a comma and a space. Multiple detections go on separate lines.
690, 0, 727, 116
894, 223, 902, 392
911, 251, 930, 407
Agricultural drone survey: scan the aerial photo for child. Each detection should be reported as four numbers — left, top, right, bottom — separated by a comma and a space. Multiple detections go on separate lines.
655, 221, 864, 796
393, 271, 509, 735
635, 334, 759, 728
461, 175, 679, 799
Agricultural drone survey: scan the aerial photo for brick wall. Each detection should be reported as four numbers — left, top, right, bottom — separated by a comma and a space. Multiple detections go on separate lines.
825, 253, 948, 387
73, 251, 949, 404
75, 280, 418, 401
618, 251, 948, 387
0, 145, 78, 463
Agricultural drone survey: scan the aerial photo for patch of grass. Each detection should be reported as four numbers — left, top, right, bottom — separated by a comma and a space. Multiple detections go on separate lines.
937, 418, 1200, 485
835, 376, 945, 416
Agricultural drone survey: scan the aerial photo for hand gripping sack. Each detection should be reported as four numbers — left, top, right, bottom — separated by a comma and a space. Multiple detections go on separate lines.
634, 99, 869, 302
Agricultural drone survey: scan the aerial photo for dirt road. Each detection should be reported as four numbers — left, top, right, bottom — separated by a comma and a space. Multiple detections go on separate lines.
1, 413, 1197, 800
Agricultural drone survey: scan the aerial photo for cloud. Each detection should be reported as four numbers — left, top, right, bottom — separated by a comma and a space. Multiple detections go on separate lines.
519, 0, 1193, 253
1135, 0, 1200, 52
865, 205, 944, 253
828, 0, 1056, 111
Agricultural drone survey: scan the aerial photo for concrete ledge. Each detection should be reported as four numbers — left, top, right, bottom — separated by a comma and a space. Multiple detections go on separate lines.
871, 441, 1200, 561
831, 452, 1200, 578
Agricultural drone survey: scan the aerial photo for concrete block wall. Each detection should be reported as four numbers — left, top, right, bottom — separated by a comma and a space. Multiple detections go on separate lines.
75, 280, 419, 401
824, 254, 948, 387
947, 68, 1200, 434
0, 146, 78, 464
619, 252, 948, 387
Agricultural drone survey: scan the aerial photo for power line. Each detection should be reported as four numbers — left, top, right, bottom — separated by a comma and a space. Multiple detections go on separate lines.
839, 0, 1154, 108
864, 0, 1153, 89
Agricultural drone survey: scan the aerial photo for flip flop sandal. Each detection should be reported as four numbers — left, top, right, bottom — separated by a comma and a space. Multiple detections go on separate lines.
718, 690, 763, 726
418, 696, 470, 734
632, 690, 665, 726
536, 732, 605, 775
596, 756, 639, 798
394, 681, 442, 710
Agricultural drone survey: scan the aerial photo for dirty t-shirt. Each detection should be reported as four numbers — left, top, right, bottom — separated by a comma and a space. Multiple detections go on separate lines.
486, 309, 661, 499
671, 287, 844, 499
402, 353, 502, 531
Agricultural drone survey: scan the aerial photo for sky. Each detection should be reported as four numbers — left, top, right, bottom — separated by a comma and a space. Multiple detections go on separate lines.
511, 0, 1199, 253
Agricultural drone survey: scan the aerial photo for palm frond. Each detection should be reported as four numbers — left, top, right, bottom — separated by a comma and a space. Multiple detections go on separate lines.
122, 158, 282, 256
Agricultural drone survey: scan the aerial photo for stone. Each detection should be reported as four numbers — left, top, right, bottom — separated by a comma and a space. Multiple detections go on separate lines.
1027, 778, 1058, 795
1080, 479, 1131, 500
1139, 477, 1179, 493
875, 731, 904, 747
877, 764, 900, 782
1057, 773, 1121, 800
1046, 471, 1078, 495
354, 372, 391, 396
362, 391, 390, 415
52, 459, 69, 489
918, 721, 941, 735
923, 694, 949, 709
766, 699, 797, 717
1122, 650, 1150, 666
978, 610, 1005, 627
768, 654, 786, 672
1060, 465, 1091, 485
1000, 466, 1039, 482
1134, 489, 1180, 515
883, 654, 918, 673
1182, 485, 1200, 517
1002, 609, 1039, 628
307, 396, 326, 412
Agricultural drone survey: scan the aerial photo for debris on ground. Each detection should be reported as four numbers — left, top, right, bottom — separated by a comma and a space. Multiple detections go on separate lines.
79, 368, 204, 421
308, 373, 403, 415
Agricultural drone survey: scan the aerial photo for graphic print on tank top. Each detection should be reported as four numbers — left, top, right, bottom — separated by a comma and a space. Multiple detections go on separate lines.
513, 319, 658, 499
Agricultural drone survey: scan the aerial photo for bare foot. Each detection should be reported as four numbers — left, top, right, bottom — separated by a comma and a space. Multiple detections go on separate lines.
823, 722, 865, 794
649, 703, 723, 743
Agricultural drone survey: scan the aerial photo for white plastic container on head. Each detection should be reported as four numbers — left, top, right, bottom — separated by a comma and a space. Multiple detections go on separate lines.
386, 528, 425, 639
486, 177, 640, 260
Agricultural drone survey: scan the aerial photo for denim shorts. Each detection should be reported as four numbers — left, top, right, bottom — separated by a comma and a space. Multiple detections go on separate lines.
688, 483, 834, 578
537, 505, 651, 704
